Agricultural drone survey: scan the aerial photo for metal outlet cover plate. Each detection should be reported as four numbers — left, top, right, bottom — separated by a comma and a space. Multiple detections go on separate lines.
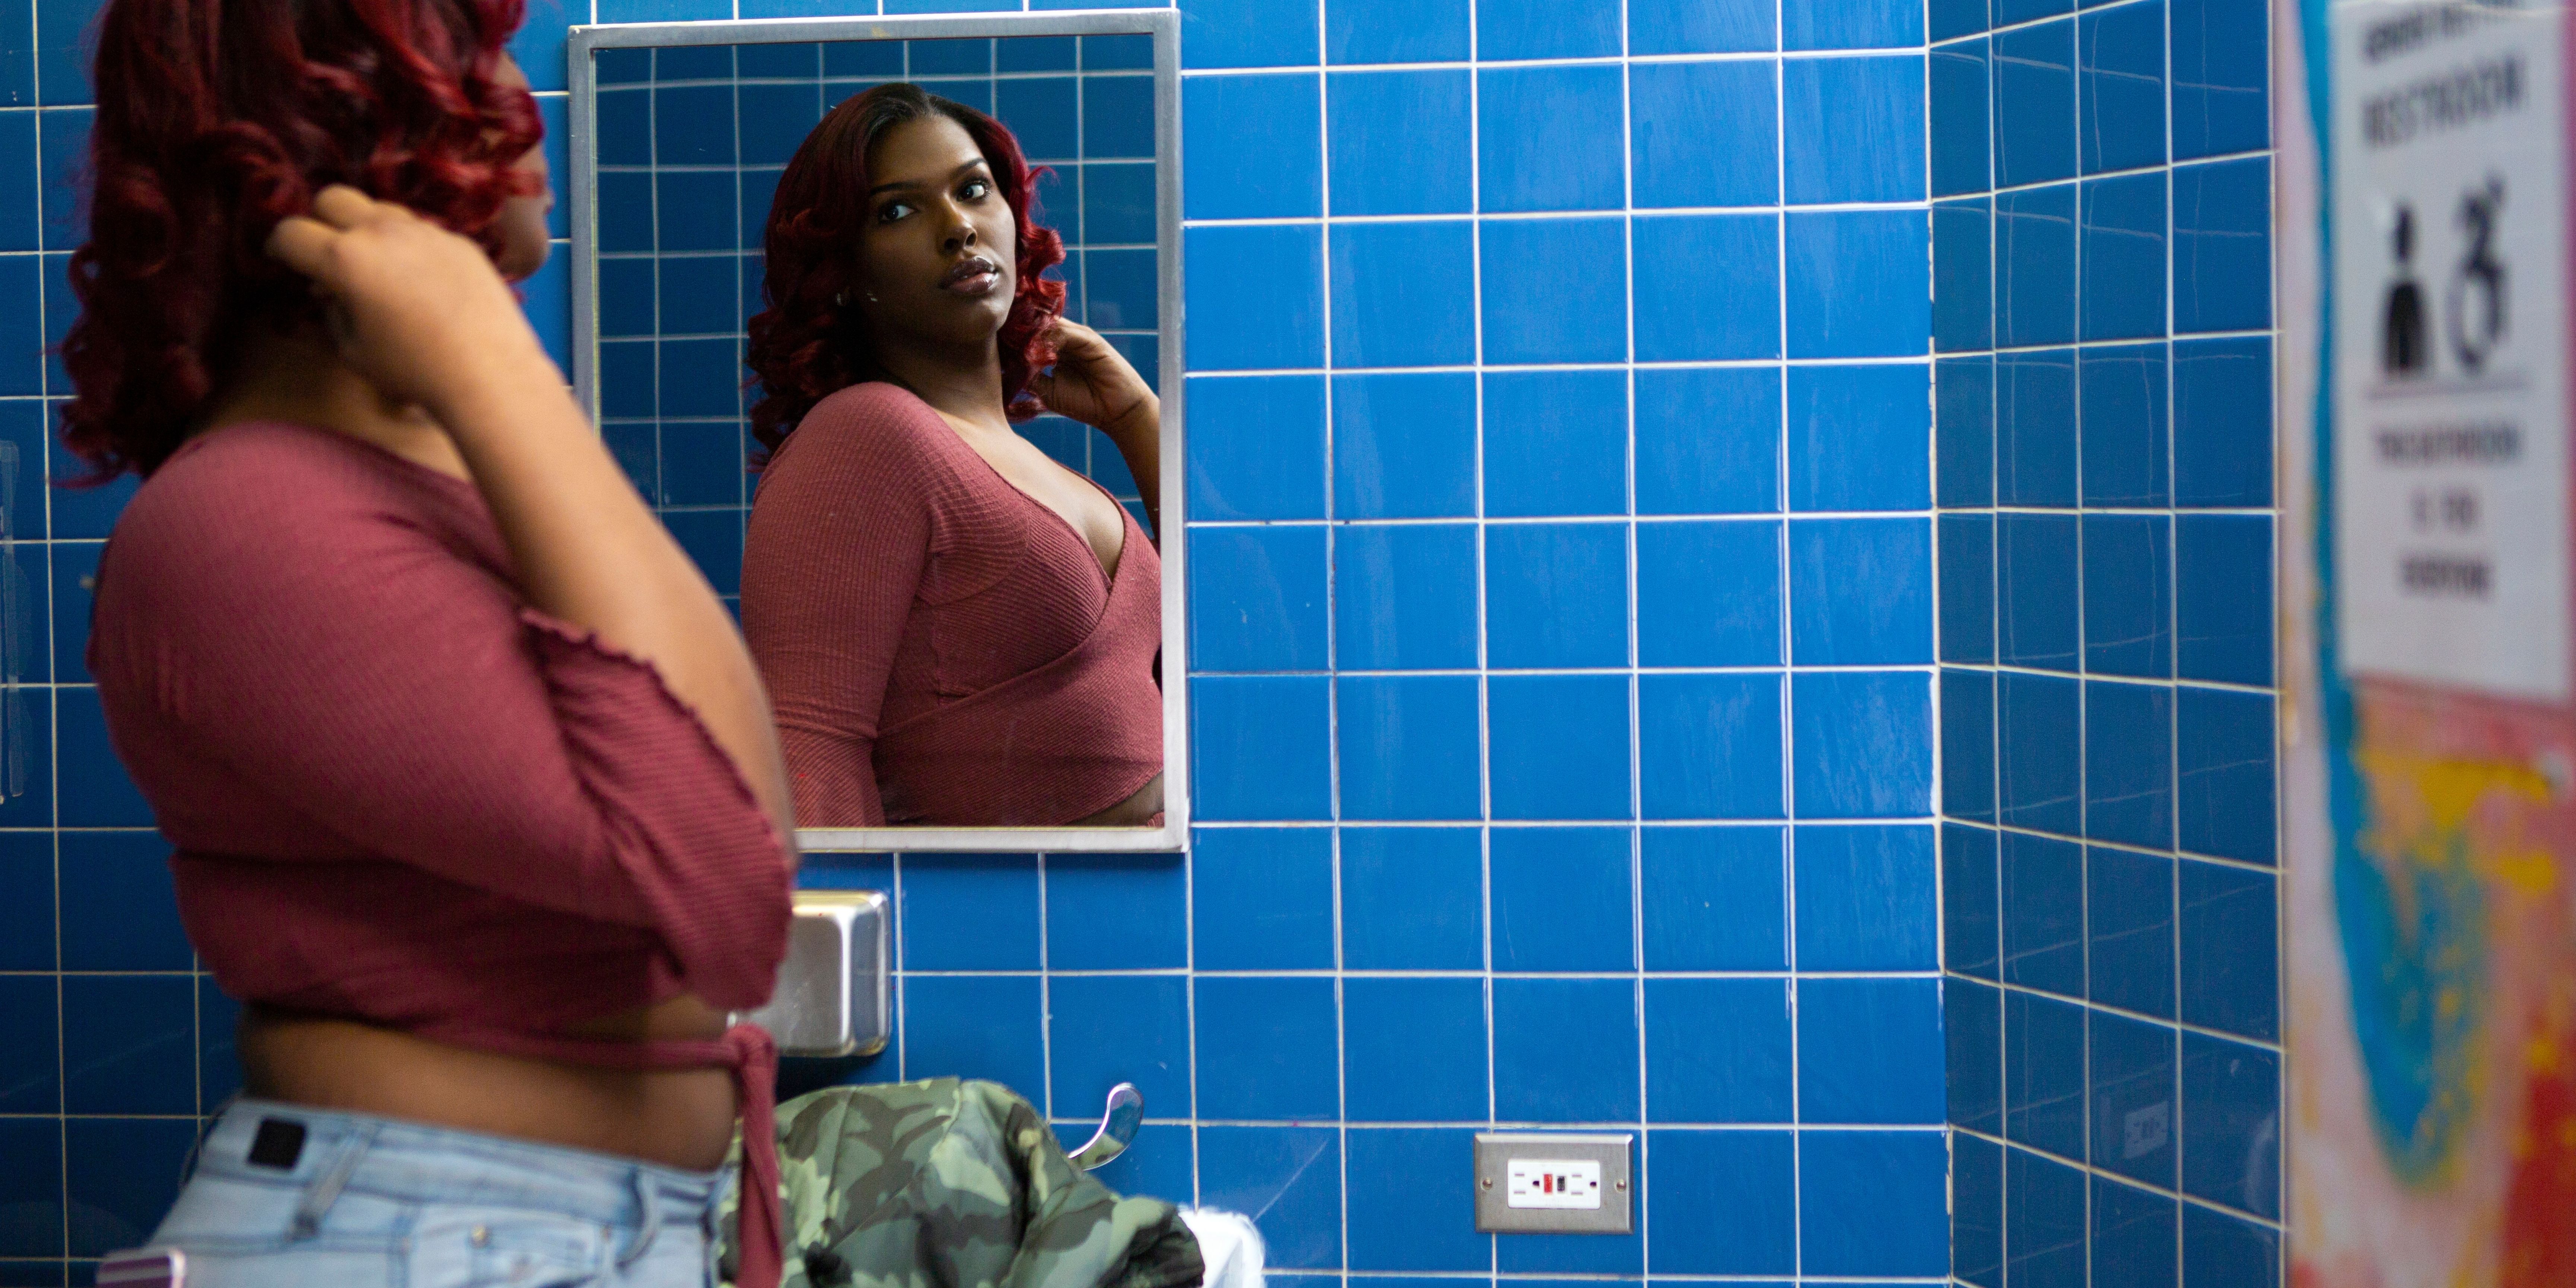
1473, 1133, 1633, 1234
740, 891, 890, 1058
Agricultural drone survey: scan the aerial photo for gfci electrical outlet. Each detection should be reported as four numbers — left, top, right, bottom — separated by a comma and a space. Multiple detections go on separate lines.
1473, 1134, 1632, 1234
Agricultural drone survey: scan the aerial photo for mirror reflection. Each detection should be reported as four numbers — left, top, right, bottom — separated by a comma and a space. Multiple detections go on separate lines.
589, 32, 1171, 832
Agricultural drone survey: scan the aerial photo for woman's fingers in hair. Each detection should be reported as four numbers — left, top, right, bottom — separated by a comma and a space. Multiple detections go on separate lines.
263, 215, 342, 282
309, 184, 381, 228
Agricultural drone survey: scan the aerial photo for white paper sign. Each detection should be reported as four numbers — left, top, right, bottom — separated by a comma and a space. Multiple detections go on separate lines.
2332, 0, 2571, 700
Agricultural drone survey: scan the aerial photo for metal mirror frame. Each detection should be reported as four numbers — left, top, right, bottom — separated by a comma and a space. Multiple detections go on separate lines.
566, 9, 1187, 853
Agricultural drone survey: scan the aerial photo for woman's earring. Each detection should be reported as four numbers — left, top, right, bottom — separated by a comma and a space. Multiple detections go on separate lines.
833, 291, 847, 306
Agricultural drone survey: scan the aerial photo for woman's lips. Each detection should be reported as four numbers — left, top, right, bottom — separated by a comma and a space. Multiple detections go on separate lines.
941, 257, 1001, 296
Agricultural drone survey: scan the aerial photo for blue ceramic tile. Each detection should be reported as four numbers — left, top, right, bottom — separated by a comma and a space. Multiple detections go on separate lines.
1799, 978, 1944, 1124
2177, 514, 2273, 685
1486, 521, 1628, 668
654, 170, 738, 252
1337, 675, 1482, 820
1071, 1121, 1191, 1208
1645, 978, 1791, 1123
0, 258, 40, 397
38, 250, 72, 395
1638, 365, 1781, 515
657, 338, 742, 418
1478, 65, 1622, 211
1181, 73, 1320, 218
1200, 1128, 1341, 1268
664, 508, 742, 596
2182, 1197, 2281, 1288
57, 688, 148, 827
1186, 225, 1324, 370
2181, 1031, 2280, 1217
1939, 356, 1998, 506
31, 110, 80, 248
1638, 214, 1783, 360
1641, 673, 1784, 821
1084, 35, 1156, 70
821, 41, 903, 78
1327, 0, 1465, 62
599, 258, 655, 340
1190, 526, 1329, 672
653, 83, 734, 166
1478, 0, 1619, 59
1047, 856, 1187, 971
0, 0, 27, 106
0, 973, 56, 1114
1335, 523, 1477, 669
1789, 519, 1933, 665
2084, 513, 2174, 678
1345, 978, 1487, 1121
903, 975, 1045, 1096
1489, 674, 1631, 821
1347, 1129, 1489, 1269
1496, 978, 1638, 1122
1944, 671, 1999, 826
2080, 0, 2165, 174
0, 1119, 63, 1258
57, 831, 185, 971
1193, 827, 1335, 970
2174, 158, 2272, 332
1637, 520, 1781, 666
1799, 1131, 1949, 1276
1948, 975, 2004, 1131
995, 77, 1080, 162
1187, 376, 1328, 520
1083, 75, 1155, 160
1195, 976, 1340, 1120
2090, 845, 2176, 1017
656, 422, 743, 508
2005, 988, 2087, 1156
1341, 826, 1484, 970
1941, 515, 1996, 663
2002, 829, 2084, 992
902, 856, 1040, 970
1791, 670, 1932, 819
63, 1118, 195, 1256
1632, 0, 1774, 53
1191, 675, 1334, 820
597, 166, 656, 256
2089, 1010, 2177, 1186
1998, 183, 2079, 348
18, 543, 70, 686
1997, 351, 2078, 509
1329, 70, 1472, 215
1050, 975, 1190, 1115
1640, 826, 1787, 971
1082, 162, 1155, 245
2093, 1177, 2179, 1288
1784, 56, 1925, 203
1993, 19, 2076, 186
2179, 859, 2277, 1040
1999, 513, 2080, 670
1483, 370, 1627, 517
1952, 1131, 2004, 1286
1492, 827, 1632, 971
2171, 0, 2269, 159
0, 832, 50, 971
1481, 216, 1631, 364
2176, 686, 2274, 863
0, 114, 37, 251
1333, 372, 1476, 518
1786, 0, 1922, 47
1932, 40, 1992, 198
1795, 824, 1937, 970
736, 41, 820, 77
1646, 1130, 1794, 1274
2173, 336, 2272, 506
2081, 171, 2168, 340
1785, 211, 1929, 359
1633, 61, 1777, 208
1789, 364, 1931, 512
2007, 1147, 2089, 1288
1936, 199, 1995, 352
2081, 342, 2171, 506
1084, 247, 1159, 333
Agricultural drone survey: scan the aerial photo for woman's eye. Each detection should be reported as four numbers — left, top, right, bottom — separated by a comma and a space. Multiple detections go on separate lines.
877, 201, 913, 224
961, 179, 990, 200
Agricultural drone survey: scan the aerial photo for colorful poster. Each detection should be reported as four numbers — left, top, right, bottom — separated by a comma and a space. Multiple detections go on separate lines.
2286, 1, 2576, 1285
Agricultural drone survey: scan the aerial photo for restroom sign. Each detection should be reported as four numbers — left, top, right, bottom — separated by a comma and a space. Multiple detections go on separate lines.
2332, 0, 2572, 700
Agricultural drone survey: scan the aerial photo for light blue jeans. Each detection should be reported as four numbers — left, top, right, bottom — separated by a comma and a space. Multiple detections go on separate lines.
137, 1098, 730, 1287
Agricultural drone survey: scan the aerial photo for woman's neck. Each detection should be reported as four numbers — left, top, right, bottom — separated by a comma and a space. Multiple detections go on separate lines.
203, 325, 472, 480
871, 333, 1011, 432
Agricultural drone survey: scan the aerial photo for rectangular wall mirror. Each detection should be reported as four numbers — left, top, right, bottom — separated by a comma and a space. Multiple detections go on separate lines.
567, 10, 1184, 852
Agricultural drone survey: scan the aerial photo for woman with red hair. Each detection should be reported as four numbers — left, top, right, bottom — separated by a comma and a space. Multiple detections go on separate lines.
741, 83, 1164, 829
67, 0, 799, 1281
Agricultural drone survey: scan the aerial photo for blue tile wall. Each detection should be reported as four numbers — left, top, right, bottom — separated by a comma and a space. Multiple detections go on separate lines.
1933, 0, 2280, 1283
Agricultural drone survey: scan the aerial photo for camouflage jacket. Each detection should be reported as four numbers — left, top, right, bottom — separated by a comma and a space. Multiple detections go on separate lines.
716, 1079, 1205, 1288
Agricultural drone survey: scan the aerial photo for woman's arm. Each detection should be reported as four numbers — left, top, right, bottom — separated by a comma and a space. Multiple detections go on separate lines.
268, 185, 795, 843
1028, 318, 1161, 537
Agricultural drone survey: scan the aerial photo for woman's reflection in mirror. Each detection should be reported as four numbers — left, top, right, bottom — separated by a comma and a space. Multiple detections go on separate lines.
741, 83, 1164, 829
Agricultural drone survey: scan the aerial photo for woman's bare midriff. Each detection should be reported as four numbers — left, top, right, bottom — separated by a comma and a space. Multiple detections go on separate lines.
1074, 771, 1162, 827
238, 995, 742, 1172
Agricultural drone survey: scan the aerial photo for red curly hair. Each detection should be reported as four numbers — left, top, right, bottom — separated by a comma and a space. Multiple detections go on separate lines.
57, 0, 541, 481
745, 82, 1065, 458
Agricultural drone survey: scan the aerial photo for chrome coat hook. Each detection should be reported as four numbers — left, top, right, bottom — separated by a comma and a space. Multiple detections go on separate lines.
1068, 1083, 1143, 1171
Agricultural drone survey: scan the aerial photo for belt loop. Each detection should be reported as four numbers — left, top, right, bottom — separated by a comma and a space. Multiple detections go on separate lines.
177, 1093, 242, 1187
288, 1123, 376, 1242
616, 1168, 663, 1271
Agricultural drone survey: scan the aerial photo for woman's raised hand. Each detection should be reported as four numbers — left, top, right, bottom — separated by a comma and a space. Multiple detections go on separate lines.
265, 185, 550, 414
1027, 317, 1157, 444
